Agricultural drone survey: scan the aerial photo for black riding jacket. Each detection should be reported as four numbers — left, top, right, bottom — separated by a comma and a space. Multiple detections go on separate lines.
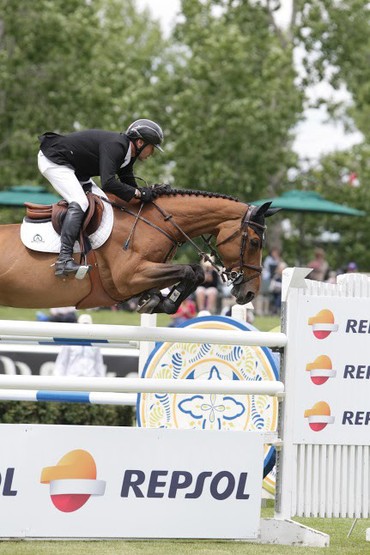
39, 129, 138, 202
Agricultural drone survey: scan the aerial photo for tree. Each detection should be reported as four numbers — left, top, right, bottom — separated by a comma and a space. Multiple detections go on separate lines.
295, 0, 370, 140
0, 0, 167, 186
157, 0, 303, 200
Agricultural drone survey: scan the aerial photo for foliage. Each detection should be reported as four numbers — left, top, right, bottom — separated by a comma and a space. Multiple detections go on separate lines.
0, 0, 167, 186
301, 145, 370, 271
0, 400, 133, 426
159, 0, 303, 200
295, 0, 370, 139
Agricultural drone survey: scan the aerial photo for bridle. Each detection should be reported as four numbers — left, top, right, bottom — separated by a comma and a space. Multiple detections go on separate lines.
214, 205, 266, 286
101, 196, 266, 286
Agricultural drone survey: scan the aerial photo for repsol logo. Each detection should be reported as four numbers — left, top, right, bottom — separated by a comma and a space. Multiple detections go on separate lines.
121, 470, 250, 500
0, 468, 17, 496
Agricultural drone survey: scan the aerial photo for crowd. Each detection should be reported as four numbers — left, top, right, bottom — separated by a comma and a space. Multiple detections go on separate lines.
255, 246, 359, 316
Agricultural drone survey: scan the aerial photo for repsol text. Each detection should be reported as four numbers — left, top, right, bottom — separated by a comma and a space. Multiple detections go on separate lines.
121, 470, 250, 500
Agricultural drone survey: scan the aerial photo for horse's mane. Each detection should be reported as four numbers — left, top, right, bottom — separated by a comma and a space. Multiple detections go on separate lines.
153, 188, 240, 202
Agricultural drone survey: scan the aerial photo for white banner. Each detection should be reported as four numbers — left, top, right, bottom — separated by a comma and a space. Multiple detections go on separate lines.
0, 424, 263, 539
289, 296, 370, 444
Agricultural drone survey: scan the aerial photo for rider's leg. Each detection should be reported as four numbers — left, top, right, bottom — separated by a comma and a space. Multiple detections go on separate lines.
55, 202, 86, 276
38, 151, 89, 277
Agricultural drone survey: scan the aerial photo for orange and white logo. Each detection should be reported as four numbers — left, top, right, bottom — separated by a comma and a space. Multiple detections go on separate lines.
306, 355, 336, 385
308, 309, 338, 339
40, 449, 106, 513
304, 401, 335, 431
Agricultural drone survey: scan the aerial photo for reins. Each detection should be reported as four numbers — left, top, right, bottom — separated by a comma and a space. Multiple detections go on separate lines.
100, 195, 265, 286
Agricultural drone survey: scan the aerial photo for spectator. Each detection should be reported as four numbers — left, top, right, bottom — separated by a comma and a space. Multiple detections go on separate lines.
307, 248, 329, 281
346, 261, 358, 273
325, 270, 337, 284
53, 313, 106, 377
195, 260, 220, 314
36, 306, 77, 323
257, 248, 282, 316
169, 298, 197, 327
269, 262, 287, 315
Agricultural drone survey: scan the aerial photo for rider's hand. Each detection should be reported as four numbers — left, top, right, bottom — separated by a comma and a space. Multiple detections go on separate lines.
138, 187, 153, 203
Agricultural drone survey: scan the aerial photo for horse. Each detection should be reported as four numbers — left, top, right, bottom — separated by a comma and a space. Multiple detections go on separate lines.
0, 188, 277, 314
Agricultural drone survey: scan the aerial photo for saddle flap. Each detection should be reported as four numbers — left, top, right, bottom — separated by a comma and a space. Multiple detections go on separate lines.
84, 193, 104, 235
24, 195, 104, 236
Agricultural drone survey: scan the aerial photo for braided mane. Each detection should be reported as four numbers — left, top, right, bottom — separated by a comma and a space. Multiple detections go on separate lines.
153, 188, 240, 202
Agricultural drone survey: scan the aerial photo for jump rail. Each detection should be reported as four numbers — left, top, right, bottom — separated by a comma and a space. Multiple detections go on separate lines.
0, 388, 137, 406
0, 375, 284, 396
0, 320, 287, 348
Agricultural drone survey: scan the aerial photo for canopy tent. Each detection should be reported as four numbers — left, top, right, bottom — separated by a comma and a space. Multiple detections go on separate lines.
252, 189, 365, 264
252, 189, 365, 216
0, 186, 61, 206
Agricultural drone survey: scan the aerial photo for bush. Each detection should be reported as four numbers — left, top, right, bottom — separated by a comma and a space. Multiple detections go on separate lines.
0, 401, 134, 426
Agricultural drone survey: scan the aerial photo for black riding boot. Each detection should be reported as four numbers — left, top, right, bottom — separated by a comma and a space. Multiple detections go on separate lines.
55, 202, 86, 277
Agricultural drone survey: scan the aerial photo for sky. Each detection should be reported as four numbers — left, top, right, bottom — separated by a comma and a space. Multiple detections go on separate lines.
136, 0, 363, 163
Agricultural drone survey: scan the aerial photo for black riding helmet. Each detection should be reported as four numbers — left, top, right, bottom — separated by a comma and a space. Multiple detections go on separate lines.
125, 119, 164, 152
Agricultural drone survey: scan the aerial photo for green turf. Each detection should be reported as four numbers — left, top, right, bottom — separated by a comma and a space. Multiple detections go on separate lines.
0, 306, 280, 331
1, 508, 369, 554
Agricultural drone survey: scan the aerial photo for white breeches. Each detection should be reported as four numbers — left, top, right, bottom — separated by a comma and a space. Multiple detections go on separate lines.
38, 150, 92, 212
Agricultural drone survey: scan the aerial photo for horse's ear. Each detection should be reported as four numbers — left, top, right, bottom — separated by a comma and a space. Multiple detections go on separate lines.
265, 207, 282, 217
254, 201, 281, 218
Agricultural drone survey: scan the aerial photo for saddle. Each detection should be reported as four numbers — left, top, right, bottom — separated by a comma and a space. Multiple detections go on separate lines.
24, 192, 104, 236
24, 193, 118, 309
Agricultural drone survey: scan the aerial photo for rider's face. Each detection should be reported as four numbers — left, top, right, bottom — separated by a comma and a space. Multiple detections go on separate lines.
138, 143, 155, 160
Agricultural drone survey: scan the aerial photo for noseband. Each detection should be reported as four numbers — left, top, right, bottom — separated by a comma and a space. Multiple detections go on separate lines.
215, 205, 266, 286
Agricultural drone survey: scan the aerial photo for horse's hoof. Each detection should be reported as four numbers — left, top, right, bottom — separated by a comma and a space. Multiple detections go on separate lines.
137, 293, 161, 314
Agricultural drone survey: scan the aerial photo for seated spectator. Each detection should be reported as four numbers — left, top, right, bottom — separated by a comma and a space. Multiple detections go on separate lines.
195, 260, 220, 314
325, 270, 337, 284
307, 248, 329, 281
169, 298, 197, 327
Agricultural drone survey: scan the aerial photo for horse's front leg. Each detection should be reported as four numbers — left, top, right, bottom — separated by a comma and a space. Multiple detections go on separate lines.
135, 262, 204, 314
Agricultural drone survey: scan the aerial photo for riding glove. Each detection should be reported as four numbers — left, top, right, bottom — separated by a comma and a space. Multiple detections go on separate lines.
138, 187, 154, 202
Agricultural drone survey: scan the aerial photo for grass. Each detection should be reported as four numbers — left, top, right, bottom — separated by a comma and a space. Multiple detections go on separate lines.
0, 306, 280, 331
1, 505, 369, 554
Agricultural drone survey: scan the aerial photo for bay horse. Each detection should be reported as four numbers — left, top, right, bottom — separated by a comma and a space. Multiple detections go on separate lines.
0, 189, 276, 314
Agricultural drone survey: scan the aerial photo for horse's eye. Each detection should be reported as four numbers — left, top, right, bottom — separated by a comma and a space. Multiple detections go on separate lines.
250, 238, 260, 249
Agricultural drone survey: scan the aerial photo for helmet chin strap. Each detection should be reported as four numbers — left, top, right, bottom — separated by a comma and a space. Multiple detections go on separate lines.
133, 139, 148, 157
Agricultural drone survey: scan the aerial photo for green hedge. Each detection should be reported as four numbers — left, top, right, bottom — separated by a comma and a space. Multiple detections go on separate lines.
0, 401, 134, 426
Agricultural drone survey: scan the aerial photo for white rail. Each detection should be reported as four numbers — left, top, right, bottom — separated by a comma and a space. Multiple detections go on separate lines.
0, 320, 287, 348
0, 374, 285, 396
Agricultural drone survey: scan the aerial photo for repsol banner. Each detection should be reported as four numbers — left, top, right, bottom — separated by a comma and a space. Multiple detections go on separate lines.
288, 295, 370, 444
0, 346, 138, 378
0, 425, 263, 539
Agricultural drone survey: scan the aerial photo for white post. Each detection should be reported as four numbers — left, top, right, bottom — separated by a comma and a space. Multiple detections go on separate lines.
138, 313, 157, 377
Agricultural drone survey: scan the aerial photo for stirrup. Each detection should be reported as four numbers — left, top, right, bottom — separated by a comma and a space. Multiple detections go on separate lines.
54, 259, 91, 279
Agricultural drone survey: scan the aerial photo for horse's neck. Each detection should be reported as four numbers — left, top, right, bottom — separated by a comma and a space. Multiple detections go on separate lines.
158, 196, 242, 238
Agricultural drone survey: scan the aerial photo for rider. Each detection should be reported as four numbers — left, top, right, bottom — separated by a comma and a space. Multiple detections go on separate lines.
37, 119, 164, 277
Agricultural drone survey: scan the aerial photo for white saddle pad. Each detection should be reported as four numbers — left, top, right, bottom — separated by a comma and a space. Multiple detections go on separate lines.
20, 186, 114, 253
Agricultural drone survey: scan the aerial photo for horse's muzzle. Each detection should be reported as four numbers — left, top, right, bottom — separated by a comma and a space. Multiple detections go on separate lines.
231, 286, 255, 305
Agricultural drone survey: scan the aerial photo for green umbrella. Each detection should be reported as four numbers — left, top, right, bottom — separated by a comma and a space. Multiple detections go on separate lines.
0, 185, 61, 206
252, 189, 365, 216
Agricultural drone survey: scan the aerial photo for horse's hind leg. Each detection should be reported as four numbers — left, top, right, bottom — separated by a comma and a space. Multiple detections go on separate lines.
136, 262, 204, 314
